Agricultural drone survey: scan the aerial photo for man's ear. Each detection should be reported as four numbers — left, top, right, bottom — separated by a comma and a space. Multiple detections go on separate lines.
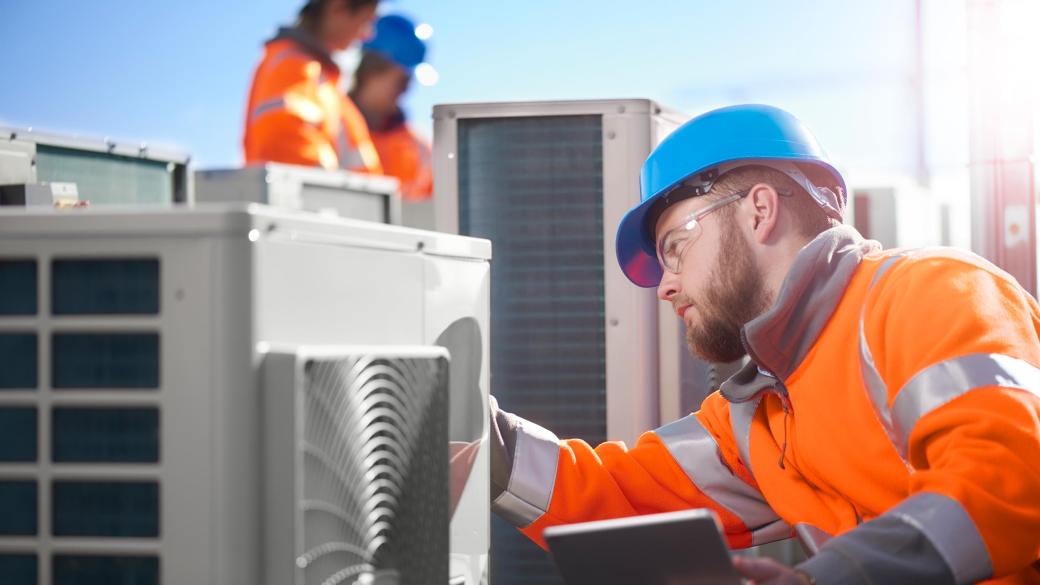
747, 182, 780, 243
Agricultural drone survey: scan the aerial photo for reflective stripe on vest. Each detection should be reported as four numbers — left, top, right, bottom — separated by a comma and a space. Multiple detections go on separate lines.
249, 47, 320, 124
888, 492, 993, 583
729, 398, 760, 477
490, 418, 560, 528
892, 353, 1040, 449
858, 253, 1040, 465
249, 97, 286, 124
858, 254, 911, 465
248, 95, 325, 127
656, 413, 780, 535
793, 522, 833, 556
336, 128, 366, 170
267, 47, 310, 71
725, 398, 793, 544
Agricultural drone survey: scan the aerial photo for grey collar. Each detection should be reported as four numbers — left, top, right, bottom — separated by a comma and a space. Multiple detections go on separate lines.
269, 26, 338, 69
722, 225, 880, 403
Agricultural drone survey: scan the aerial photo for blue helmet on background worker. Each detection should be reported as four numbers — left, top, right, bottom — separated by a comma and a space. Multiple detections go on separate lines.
615, 104, 848, 287
362, 14, 427, 72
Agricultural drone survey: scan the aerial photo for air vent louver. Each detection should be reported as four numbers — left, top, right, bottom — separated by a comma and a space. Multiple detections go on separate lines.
266, 350, 449, 585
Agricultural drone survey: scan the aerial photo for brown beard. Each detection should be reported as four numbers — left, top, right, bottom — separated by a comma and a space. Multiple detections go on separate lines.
685, 216, 772, 363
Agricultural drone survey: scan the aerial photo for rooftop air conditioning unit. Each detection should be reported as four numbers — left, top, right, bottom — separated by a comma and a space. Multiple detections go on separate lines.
0, 204, 490, 585
195, 163, 402, 224
0, 127, 191, 206
432, 99, 741, 584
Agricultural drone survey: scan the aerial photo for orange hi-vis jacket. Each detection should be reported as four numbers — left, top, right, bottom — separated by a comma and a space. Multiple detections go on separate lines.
490, 226, 1040, 584
370, 111, 432, 201
243, 27, 382, 173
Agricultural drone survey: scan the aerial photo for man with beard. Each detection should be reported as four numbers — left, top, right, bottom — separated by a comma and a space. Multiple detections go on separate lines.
489, 104, 1040, 583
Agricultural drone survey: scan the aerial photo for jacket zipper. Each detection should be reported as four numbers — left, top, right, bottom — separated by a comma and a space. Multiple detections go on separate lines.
740, 330, 792, 470
777, 385, 792, 470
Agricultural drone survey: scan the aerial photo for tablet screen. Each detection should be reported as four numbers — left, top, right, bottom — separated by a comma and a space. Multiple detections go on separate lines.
543, 508, 741, 585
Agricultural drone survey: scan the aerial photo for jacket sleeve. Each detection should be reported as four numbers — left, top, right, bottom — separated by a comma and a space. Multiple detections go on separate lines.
799, 253, 1040, 584
489, 393, 788, 550
244, 56, 339, 169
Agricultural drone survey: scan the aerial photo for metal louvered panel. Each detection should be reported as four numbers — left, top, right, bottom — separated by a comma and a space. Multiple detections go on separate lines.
458, 115, 606, 444
457, 115, 605, 585
263, 347, 449, 585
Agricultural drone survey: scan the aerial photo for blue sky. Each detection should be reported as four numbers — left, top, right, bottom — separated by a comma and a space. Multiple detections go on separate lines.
4, 0, 1036, 192
2, 0, 925, 170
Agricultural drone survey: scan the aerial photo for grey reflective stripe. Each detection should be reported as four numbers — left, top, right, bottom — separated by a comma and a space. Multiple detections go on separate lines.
249, 97, 286, 123
336, 129, 364, 170
656, 414, 779, 533
858, 254, 914, 465
794, 523, 833, 556
267, 47, 310, 71
728, 398, 761, 478
893, 353, 1040, 449
725, 399, 793, 545
889, 492, 993, 583
751, 518, 793, 546
490, 418, 560, 528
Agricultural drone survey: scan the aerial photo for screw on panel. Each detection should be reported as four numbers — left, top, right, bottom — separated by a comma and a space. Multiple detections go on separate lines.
607, 131, 616, 140
618, 105, 626, 113
609, 318, 619, 326
447, 110, 456, 119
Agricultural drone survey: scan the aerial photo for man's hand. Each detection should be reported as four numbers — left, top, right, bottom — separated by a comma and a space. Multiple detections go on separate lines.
732, 556, 812, 585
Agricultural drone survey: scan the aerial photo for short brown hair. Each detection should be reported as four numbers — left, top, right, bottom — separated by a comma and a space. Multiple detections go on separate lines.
708, 164, 841, 238
350, 51, 398, 97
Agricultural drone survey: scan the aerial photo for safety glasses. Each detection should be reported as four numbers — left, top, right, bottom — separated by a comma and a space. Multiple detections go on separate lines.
655, 190, 747, 274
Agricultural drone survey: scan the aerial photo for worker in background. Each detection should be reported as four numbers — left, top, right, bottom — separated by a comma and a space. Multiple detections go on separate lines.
490, 105, 1040, 583
349, 14, 433, 201
243, 0, 382, 173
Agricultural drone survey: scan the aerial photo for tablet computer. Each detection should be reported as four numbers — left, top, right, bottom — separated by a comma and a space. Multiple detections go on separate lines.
543, 508, 741, 585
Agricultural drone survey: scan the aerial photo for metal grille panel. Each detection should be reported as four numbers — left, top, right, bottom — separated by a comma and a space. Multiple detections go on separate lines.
36, 146, 174, 206
457, 115, 606, 585
296, 354, 449, 585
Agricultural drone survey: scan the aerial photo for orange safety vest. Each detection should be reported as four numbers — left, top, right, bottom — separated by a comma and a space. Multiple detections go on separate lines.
491, 226, 1040, 584
371, 121, 432, 201
243, 28, 382, 174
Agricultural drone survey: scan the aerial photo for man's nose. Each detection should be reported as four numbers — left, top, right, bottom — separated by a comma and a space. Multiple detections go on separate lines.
657, 270, 679, 302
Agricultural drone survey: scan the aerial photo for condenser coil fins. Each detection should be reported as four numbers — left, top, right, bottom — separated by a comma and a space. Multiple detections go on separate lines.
263, 346, 450, 585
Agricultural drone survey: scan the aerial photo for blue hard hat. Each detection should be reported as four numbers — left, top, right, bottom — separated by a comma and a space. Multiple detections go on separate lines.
363, 14, 427, 71
615, 104, 847, 288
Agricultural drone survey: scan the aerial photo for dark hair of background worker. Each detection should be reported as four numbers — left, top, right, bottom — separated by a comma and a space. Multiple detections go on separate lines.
297, 0, 376, 49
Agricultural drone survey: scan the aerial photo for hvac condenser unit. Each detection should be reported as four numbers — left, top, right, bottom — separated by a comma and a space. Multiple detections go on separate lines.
850, 176, 943, 249
432, 99, 737, 583
0, 204, 491, 585
195, 163, 402, 225
0, 127, 191, 206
